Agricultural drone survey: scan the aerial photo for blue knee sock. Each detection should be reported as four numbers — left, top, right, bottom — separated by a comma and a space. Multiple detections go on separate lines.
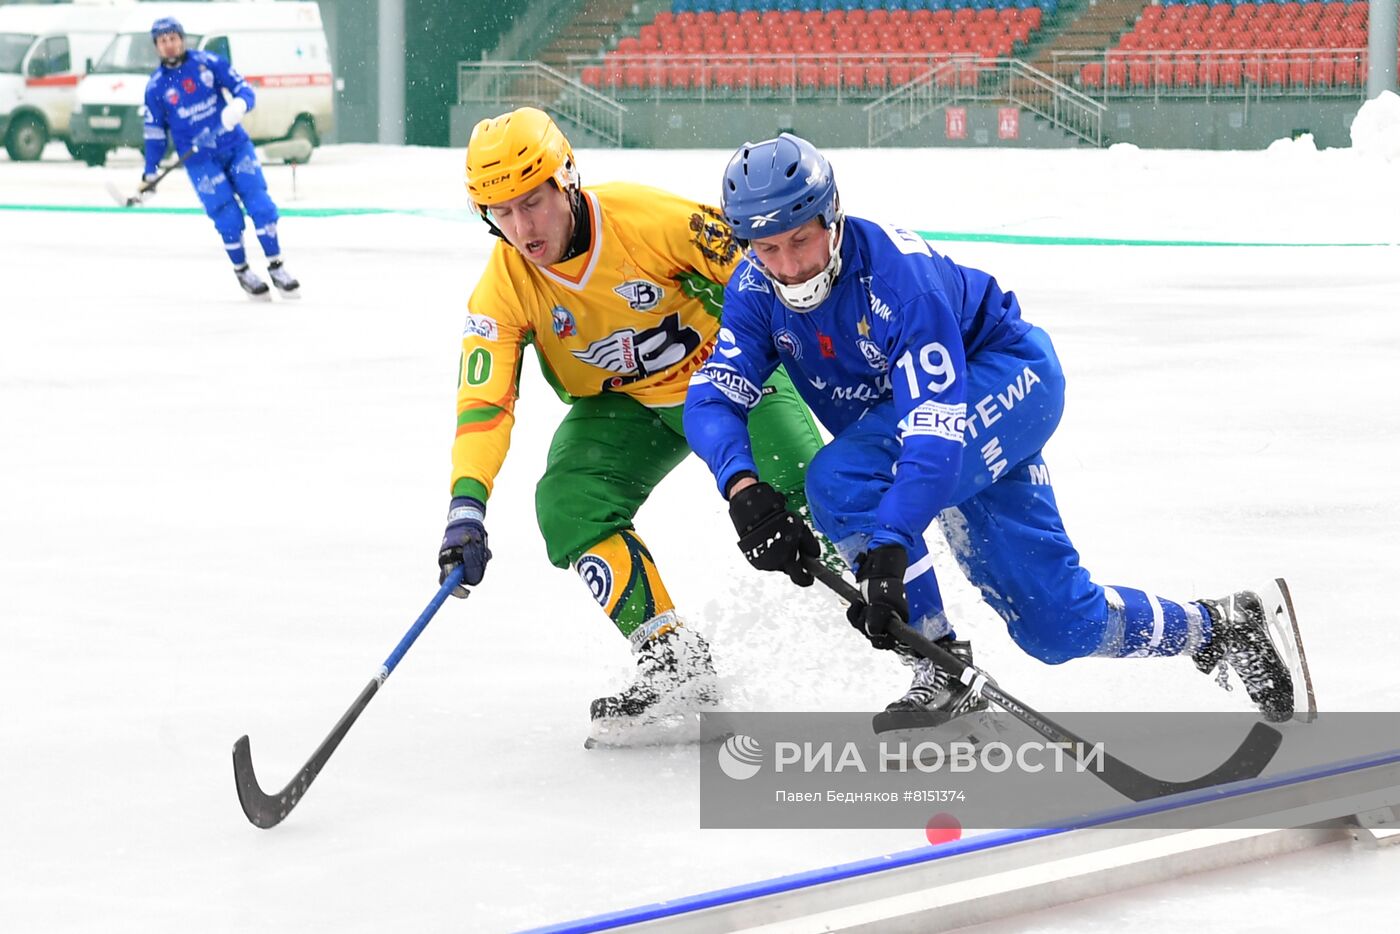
255, 221, 280, 259
223, 236, 247, 267
1098, 587, 1211, 658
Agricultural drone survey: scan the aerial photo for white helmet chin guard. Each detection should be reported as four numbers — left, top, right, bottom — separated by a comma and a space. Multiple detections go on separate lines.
753, 217, 844, 313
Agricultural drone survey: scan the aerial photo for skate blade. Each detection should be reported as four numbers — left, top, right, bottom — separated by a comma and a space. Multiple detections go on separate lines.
1261, 578, 1318, 722
244, 291, 273, 303
273, 288, 301, 300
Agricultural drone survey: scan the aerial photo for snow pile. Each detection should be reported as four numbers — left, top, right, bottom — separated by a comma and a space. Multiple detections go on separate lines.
1265, 131, 1318, 162
1350, 89, 1400, 162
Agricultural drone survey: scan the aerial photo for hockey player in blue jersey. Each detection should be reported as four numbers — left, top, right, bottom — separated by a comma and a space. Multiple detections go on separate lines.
684, 133, 1302, 728
142, 17, 299, 300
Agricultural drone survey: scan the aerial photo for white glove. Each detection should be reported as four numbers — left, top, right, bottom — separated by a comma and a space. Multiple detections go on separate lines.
221, 98, 248, 131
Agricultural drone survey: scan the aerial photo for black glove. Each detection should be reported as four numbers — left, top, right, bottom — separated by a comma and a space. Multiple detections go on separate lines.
437, 497, 491, 597
847, 544, 909, 651
727, 480, 819, 587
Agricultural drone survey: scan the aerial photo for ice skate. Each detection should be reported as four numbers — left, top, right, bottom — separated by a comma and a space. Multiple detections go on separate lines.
585, 623, 721, 749
873, 638, 993, 744
234, 264, 271, 301
267, 259, 300, 298
1194, 579, 1313, 723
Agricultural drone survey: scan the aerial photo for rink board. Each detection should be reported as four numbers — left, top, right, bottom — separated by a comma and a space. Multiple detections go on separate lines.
523, 748, 1400, 933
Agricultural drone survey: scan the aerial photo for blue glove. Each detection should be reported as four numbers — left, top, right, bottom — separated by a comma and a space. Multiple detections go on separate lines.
191, 125, 218, 151
438, 497, 490, 597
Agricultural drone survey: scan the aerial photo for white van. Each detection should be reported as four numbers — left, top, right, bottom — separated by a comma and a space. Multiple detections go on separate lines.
69, 0, 332, 166
0, 0, 132, 162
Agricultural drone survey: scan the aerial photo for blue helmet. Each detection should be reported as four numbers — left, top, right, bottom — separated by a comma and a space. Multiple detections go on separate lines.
720, 133, 841, 243
150, 17, 184, 42
721, 133, 845, 311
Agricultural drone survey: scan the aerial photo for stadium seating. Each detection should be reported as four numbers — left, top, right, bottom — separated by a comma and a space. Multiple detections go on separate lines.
581, 0, 1057, 96
1078, 0, 1395, 94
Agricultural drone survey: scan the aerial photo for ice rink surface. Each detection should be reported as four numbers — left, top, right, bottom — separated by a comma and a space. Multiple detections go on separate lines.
2, 134, 1398, 932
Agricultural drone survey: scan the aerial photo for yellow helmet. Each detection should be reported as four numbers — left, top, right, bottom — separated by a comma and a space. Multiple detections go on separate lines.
465, 107, 578, 212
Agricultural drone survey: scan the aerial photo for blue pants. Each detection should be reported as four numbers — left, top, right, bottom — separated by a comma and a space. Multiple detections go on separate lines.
185, 139, 281, 267
805, 326, 1209, 664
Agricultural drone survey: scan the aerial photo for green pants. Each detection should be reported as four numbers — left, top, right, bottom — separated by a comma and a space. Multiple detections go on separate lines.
535, 367, 820, 568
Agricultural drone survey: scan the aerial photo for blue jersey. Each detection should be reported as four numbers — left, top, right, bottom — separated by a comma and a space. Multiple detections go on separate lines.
142, 50, 255, 175
684, 215, 1032, 554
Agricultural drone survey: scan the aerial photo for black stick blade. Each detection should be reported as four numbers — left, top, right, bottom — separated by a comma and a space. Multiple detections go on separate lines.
232, 678, 381, 829
233, 735, 309, 829
1110, 720, 1284, 802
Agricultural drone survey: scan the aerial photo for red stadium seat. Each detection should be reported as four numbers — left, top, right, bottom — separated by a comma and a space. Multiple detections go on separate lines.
1217, 54, 1240, 88
889, 61, 913, 85
1311, 56, 1333, 86
1175, 54, 1196, 87
1289, 56, 1311, 86
868, 9, 889, 27
865, 62, 888, 90
1265, 57, 1288, 86
1107, 58, 1127, 89
842, 58, 865, 90
1154, 56, 1173, 86
1081, 62, 1104, 89
1333, 54, 1357, 86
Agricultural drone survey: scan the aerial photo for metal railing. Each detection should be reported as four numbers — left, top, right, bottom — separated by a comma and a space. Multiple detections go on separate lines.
1048, 47, 1373, 104
457, 61, 629, 147
865, 57, 1105, 146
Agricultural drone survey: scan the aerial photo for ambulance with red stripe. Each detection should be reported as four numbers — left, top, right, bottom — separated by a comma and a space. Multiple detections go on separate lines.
69, 1, 332, 166
0, 0, 130, 162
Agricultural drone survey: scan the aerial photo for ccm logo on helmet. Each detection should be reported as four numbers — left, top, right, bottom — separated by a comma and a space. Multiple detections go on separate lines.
479, 174, 510, 189
749, 210, 781, 227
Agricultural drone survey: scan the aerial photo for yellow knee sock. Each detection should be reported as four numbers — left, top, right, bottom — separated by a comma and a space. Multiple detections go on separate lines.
575, 529, 677, 649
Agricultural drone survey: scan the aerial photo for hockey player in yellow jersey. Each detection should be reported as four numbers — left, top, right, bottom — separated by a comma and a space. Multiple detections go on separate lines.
436, 108, 822, 745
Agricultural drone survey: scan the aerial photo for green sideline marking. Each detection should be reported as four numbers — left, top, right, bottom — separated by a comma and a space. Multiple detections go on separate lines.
1, 202, 1392, 247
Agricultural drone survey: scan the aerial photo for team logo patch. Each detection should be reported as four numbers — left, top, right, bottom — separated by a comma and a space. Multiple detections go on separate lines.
182, 77, 197, 93
688, 208, 739, 266
462, 313, 498, 341
858, 338, 888, 371
551, 305, 577, 338
737, 264, 770, 294
577, 555, 614, 608
165, 89, 180, 105
613, 279, 663, 311
774, 329, 801, 360
199, 67, 214, 87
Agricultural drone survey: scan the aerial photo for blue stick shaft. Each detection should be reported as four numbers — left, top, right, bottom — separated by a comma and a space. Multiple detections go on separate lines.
379, 565, 465, 680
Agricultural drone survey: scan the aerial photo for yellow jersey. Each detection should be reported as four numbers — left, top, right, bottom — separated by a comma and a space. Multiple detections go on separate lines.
451, 181, 743, 502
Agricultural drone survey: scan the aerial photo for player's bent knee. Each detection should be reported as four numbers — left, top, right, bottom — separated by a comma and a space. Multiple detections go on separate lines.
535, 472, 617, 569
1005, 610, 1107, 665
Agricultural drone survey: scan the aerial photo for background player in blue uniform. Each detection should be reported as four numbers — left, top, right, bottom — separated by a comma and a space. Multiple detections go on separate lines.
142, 17, 299, 300
684, 133, 1295, 727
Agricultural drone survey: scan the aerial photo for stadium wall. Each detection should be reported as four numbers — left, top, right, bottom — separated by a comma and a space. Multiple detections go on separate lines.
448, 98, 1364, 150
